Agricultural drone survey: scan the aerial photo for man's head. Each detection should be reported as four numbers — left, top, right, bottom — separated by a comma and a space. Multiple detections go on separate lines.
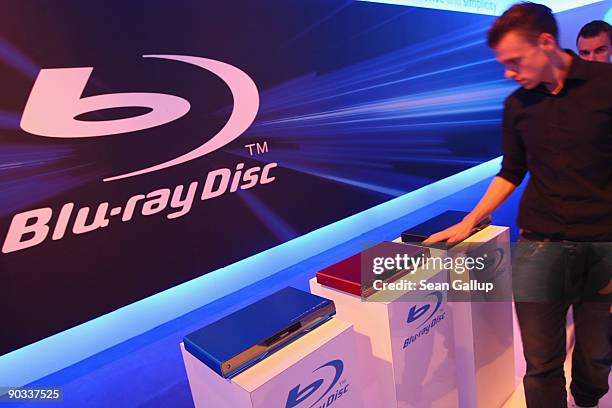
576, 20, 612, 63
487, 3, 560, 90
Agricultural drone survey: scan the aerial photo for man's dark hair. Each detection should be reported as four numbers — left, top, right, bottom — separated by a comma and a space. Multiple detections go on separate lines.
487, 2, 558, 48
576, 20, 612, 45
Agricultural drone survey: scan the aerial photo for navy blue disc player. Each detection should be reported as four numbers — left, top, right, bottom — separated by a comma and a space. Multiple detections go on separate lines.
183, 287, 335, 379
401, 210, 491, 248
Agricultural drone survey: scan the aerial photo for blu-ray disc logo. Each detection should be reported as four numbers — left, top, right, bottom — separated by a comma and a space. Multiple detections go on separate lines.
403, 290, 446, 348
407, 290, 443, 328
20, 54, 259, 182
2, 56, 270, 254
480, 247, 505, 280
285, 359, 349, 408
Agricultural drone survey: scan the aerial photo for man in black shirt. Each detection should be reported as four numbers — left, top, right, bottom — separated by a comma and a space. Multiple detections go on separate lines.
577, 20, 612, 302
424, 3, 612, 407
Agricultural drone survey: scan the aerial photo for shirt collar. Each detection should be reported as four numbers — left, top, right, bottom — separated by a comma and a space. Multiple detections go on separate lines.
564, 49, 589, 81
532, 49, 588, 94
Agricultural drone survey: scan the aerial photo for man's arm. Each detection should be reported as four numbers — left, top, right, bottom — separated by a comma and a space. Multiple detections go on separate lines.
423, 95, 525, 244
423, 176, 516, 244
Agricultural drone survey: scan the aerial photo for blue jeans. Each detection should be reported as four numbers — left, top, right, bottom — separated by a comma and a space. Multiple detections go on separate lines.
513, 231, 612, 408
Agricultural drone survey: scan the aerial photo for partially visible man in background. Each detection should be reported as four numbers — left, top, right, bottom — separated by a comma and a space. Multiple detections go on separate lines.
578, 21, 612, 308
577, 20, 612, 62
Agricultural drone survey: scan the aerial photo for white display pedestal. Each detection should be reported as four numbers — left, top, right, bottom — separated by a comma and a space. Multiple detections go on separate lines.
310, 268, 459, 408
433, 226, 516, 408
181, 319, 363, 408
310, 225, 516, 408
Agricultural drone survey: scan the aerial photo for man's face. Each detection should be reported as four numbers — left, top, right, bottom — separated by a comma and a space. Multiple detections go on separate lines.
494, 31, 553, 90
577, 32, 611, 62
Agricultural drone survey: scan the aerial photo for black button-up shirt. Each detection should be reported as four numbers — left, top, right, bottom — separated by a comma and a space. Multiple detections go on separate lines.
497, 50, 612, 241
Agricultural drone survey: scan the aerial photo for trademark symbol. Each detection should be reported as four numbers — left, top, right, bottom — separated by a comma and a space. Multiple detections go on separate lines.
245, 141, 268, 156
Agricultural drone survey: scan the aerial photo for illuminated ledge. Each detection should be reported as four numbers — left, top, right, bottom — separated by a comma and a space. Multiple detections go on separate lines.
0, 157, 502, 389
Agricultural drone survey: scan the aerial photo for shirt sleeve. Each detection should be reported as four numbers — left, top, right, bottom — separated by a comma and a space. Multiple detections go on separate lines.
496, 95, 527, 186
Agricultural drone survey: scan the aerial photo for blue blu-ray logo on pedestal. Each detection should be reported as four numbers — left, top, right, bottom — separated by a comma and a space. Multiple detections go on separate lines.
407, 290, 443, 327
404, 291, 446, 349
285, 359, 350, 408
481, 247, 505, 280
